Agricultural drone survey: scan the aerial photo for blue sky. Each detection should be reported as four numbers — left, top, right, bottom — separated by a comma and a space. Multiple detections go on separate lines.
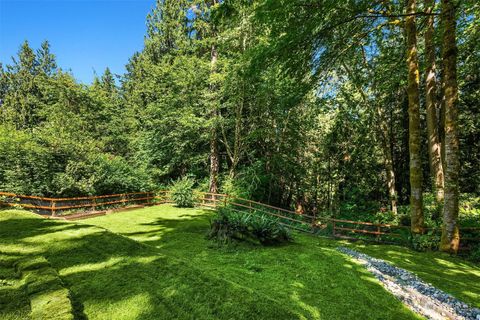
0, 0, 156, 83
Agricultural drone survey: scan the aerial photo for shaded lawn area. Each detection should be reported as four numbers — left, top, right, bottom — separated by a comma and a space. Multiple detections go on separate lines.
69, 205, 414, 320
86, 205, 480, 311
1, 210, 298, 320
0, 206, 464, 319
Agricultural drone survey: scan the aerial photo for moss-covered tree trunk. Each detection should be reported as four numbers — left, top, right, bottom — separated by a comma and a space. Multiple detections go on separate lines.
406, 0, 424, 233
440, 0, 460, 253
424, 0, 444, 204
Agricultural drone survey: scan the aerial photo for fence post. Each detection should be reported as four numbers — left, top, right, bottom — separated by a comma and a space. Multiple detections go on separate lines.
376, 225, 381, 242
332, 220, 336, 238
51, 200, 56, 217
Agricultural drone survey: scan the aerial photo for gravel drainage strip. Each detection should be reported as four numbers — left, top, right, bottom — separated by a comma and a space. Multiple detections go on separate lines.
337, 247, 480, 320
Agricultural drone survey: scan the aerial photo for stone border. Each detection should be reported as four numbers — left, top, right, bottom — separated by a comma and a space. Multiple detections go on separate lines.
15, 256, 75, 320
337, 247, 480, 320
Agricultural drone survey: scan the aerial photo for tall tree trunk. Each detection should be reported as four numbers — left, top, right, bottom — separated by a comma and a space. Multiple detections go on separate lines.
230, 98, 243, 177
424, 0, 444, 204
208, 44, 219, 194
405, 0, 424, 233
440, 0, 460, 253
378, 105, 398, 215
440, 72, 446, 167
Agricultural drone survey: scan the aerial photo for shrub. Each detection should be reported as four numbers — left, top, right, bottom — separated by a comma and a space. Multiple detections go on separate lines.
171, 177, 195, 208
208, 207, 292, 245
409, 231, 440, 252
459, 194, 480, 227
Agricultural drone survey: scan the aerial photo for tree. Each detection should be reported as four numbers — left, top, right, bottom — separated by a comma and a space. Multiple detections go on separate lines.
37, 40, 57, 76
440, 0, 460, 253
405, 0, 424, 233
206, 0, 220, 194
424, 0, 444, 204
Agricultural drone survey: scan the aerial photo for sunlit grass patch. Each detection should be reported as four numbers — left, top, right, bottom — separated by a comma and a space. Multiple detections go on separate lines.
4, 206, 476, 319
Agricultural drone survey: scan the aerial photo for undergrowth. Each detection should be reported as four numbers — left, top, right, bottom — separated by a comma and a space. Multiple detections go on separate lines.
208, 207, 292, 245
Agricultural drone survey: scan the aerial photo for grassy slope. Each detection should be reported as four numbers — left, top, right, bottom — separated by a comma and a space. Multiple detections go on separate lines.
7, 206, 479, 319
0, 208, 420, 320
84, 205, 420, 319
0, 210, 296, 320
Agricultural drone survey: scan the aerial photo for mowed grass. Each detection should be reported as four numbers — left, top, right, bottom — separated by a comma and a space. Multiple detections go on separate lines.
0, 258, 31, 320
350, 243, 480, 308
78, 205, 419, 319
0, 205, 475, 319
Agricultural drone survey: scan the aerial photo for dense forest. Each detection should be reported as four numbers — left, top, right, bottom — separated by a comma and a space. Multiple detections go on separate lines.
0, 0, 478, 252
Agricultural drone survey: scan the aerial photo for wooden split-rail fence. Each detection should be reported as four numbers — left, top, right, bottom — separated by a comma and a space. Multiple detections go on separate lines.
1, 191, 479, 250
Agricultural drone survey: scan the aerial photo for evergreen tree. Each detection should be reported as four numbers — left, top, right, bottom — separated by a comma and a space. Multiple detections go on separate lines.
37, 40, 57, 76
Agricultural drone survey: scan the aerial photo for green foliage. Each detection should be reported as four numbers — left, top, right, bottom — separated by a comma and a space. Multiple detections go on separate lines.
170, 176, 196, 207
0, 0, 479, 246
459, 194, 480, 227
220, 163, 266, 199
469, 245, 480, 263
52, 154, 152, 197
409, 231, 440, 252
209, 207, 292, 245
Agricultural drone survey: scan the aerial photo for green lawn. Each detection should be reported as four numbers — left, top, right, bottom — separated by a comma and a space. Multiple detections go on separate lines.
0, 205, 477, 319
350, 243, 480, 308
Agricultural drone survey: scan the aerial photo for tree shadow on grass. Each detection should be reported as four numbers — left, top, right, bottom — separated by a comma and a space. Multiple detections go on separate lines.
0, 210, 420, 319
86, 210, 419, 319
52, 232, 417, 320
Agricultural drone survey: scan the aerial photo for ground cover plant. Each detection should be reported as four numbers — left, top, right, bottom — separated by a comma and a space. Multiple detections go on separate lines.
208, 207, 292, 245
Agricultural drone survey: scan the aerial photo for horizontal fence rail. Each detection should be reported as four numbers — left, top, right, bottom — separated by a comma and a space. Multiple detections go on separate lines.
0, 191, 155, 216
1, 190, 479, 251
191, 192, 480, 251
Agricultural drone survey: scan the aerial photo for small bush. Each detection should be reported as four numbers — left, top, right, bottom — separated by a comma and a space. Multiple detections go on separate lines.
410, 231, 440, 252
171, 177, 195, 208
459, 194, 480, 227
208, 207, 292, 245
